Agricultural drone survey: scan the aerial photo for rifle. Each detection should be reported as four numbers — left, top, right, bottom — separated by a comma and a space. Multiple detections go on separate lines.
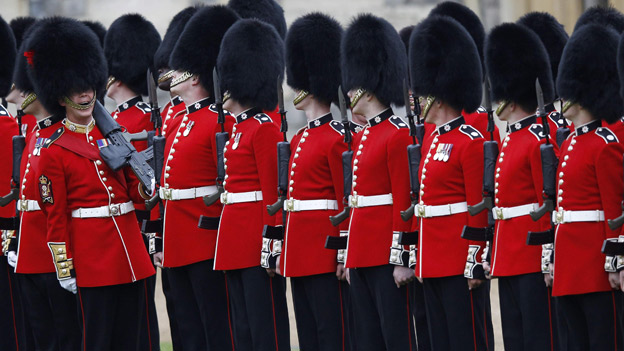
267, 76, 290, 216
0, 109, 26, 208
329, 86, 353, 226
554, 102, 571, 147
400, 78, 423, 221
145, 69, 166, 211
202, 68, 228, 207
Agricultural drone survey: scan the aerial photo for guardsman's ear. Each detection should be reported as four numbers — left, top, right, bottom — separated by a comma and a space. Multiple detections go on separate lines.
191, 75, 201, 86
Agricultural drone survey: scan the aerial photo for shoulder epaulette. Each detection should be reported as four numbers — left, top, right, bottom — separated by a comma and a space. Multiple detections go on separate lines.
42, 127, 65, 148
254, 113, 273, 124
596, 127, 619, 144
208, 104, 233, 118
459, 125, 483, 140
389, 116, 408, 129
134, 101, 152, 114
0, 104, 10, 117
528, 124, 545, 141
548, 111, 566, 127
329, 120, 345, 135
477, 106, 487, 114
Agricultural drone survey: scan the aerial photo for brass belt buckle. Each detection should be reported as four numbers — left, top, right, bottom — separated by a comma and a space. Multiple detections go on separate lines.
285, 199, 295, 212
350, 195, 359, 208
220, 191, 229, 205
555, 208, 564, 224
417, 204, 426, 218
109, 204, 121, 216
20, 200, 28, 212
163, 188, 172, 200
495, 207, 504, 220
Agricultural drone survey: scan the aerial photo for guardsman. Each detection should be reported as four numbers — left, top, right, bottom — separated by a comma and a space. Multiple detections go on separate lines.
214, 18, 290, 351
9, 28, 82, 350
27, 18, 155, 351
103, 13, 161, 351
341, 14, 416, 351
158, 6, 239, 351
281, 13, 351, 350
409, 15, 492, 350
484, 22, 558, 351
552, 21, 624, 350
518, 12, 571, 145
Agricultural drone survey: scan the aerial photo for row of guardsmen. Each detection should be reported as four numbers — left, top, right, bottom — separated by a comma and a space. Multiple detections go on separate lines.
1, 1, 624, 351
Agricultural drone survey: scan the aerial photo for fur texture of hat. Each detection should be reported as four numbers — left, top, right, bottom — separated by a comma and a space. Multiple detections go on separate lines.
558, 23, 621, 123
25, 17, 107, 116
217, 18, 284, 110
9, 17, 36, 49
409, 15, 482, 112
574, 5, 624, 33
399, 25, 414, 53
485, 22, 554, 112
341, 14, 407, 107
0, 16, 16, 97
82, 21, 107, 48
228, 0, 286, 39
104, 14, 161, 96
286, 13, 343, 105
153, 6, 198, 70
169, 5, 239, 99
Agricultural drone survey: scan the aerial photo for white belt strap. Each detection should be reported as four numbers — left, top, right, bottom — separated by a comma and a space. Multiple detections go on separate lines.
159, 185, 218, 201
492, 203, 539, 220
220, 191, 263, 205
416, 201, 468, 218
283, 199, 338, 212
18, 199, 41, 212
552, 208, 605, 225
71, 201, 135, 218
349, 194, 393, 208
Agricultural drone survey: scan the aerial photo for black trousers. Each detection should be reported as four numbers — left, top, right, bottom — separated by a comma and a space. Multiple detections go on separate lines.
422, 275, 492, 351
160, 267, 183, 351
498, 273, 555, 351
291, 273, 350, 351
556, 290, 623, 351
77, 279, 147, 351
550, 289, 568, 351
167, 259, 234, 351
17, 272, 81, 351
139, 272, 159, 351
226, 266, 290, 351
349, 265, 416, 351
0, 257, 28, 351
412, 279, 431, 351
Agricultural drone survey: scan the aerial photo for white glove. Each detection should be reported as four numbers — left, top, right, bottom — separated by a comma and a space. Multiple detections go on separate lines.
59, 278, 77, 294
6, 251, 16, 268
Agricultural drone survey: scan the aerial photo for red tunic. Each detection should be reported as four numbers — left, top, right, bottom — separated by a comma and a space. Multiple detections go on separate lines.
0, 106, 18, 218
161, 96, 186, 138
415, 116, 488, 278
344, 108, 413, 268
160, 98, 235, 267
552, 120, 624, 296
423, 107, 502, 148
489, 116, 552, 277
214, 108, 282, 270
280, 114, 347, 277
37, 121, 155, 287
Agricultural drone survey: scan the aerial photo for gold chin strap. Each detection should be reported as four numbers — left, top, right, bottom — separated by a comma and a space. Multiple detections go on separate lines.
293, 90, 309, 106
561, 100, 574, 114
350, 88, 366, 109
170, 71, 193, 88
106, 76, 117, 91
420, 95, 436, 119
495, 100, 509, 117
63, 92, 96, 111
223, 91, 231, 103
157, 70, 175, 84
63, 118, 95, 134
21, 92, 37, 110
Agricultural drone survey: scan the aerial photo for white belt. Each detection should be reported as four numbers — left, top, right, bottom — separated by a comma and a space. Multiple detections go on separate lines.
552, 208, 605, 225
492, 203, 538, 220
71, 201, 135, 218
159, 185, 218, 201
349, 194, 393, 208
18, 199, 41, 212
220, 191, 263, 205
416, 201, 468, 218
284, 199, 338, 212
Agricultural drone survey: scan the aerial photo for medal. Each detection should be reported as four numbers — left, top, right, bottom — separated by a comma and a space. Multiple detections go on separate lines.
232, 132, 242, 150
183, 120, 195, 137
442, 144, 453, 162
433, 144, 442, 161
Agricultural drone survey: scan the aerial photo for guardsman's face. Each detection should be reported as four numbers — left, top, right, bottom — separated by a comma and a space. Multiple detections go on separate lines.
61, 89, 95, 122
347, 89, 363, 116
157, 67, 172, 91
6, 86, 25, 107
169, 70, 191, 97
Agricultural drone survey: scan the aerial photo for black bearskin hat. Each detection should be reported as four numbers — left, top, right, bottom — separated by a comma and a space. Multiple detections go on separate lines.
153, 6, 198, 71
410, 15, 482, 112
228, 0, 286, 39
9, 17, 36, 49
342, 14, 407, 107
429, 2, 485, 67
104, 14, 161, 96
574, 6, 624, 33
517, 12, 568, 95
485, 22, 554, 112
217, 18, 284, 110
558, 24, 621, 123
286, 13, 343, 105
169, 5, 239, 99
0, 16, 16, 97
399, 25, 414, 53
25, 17, 107, 116
82, 21, 107, 48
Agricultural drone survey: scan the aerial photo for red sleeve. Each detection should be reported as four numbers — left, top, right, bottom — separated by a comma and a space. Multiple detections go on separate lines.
253, 122, 282, 227
462, 138, 487, 262
328, 135, 349, 232
387, 128, 413, 232
597, 142, 624, 239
